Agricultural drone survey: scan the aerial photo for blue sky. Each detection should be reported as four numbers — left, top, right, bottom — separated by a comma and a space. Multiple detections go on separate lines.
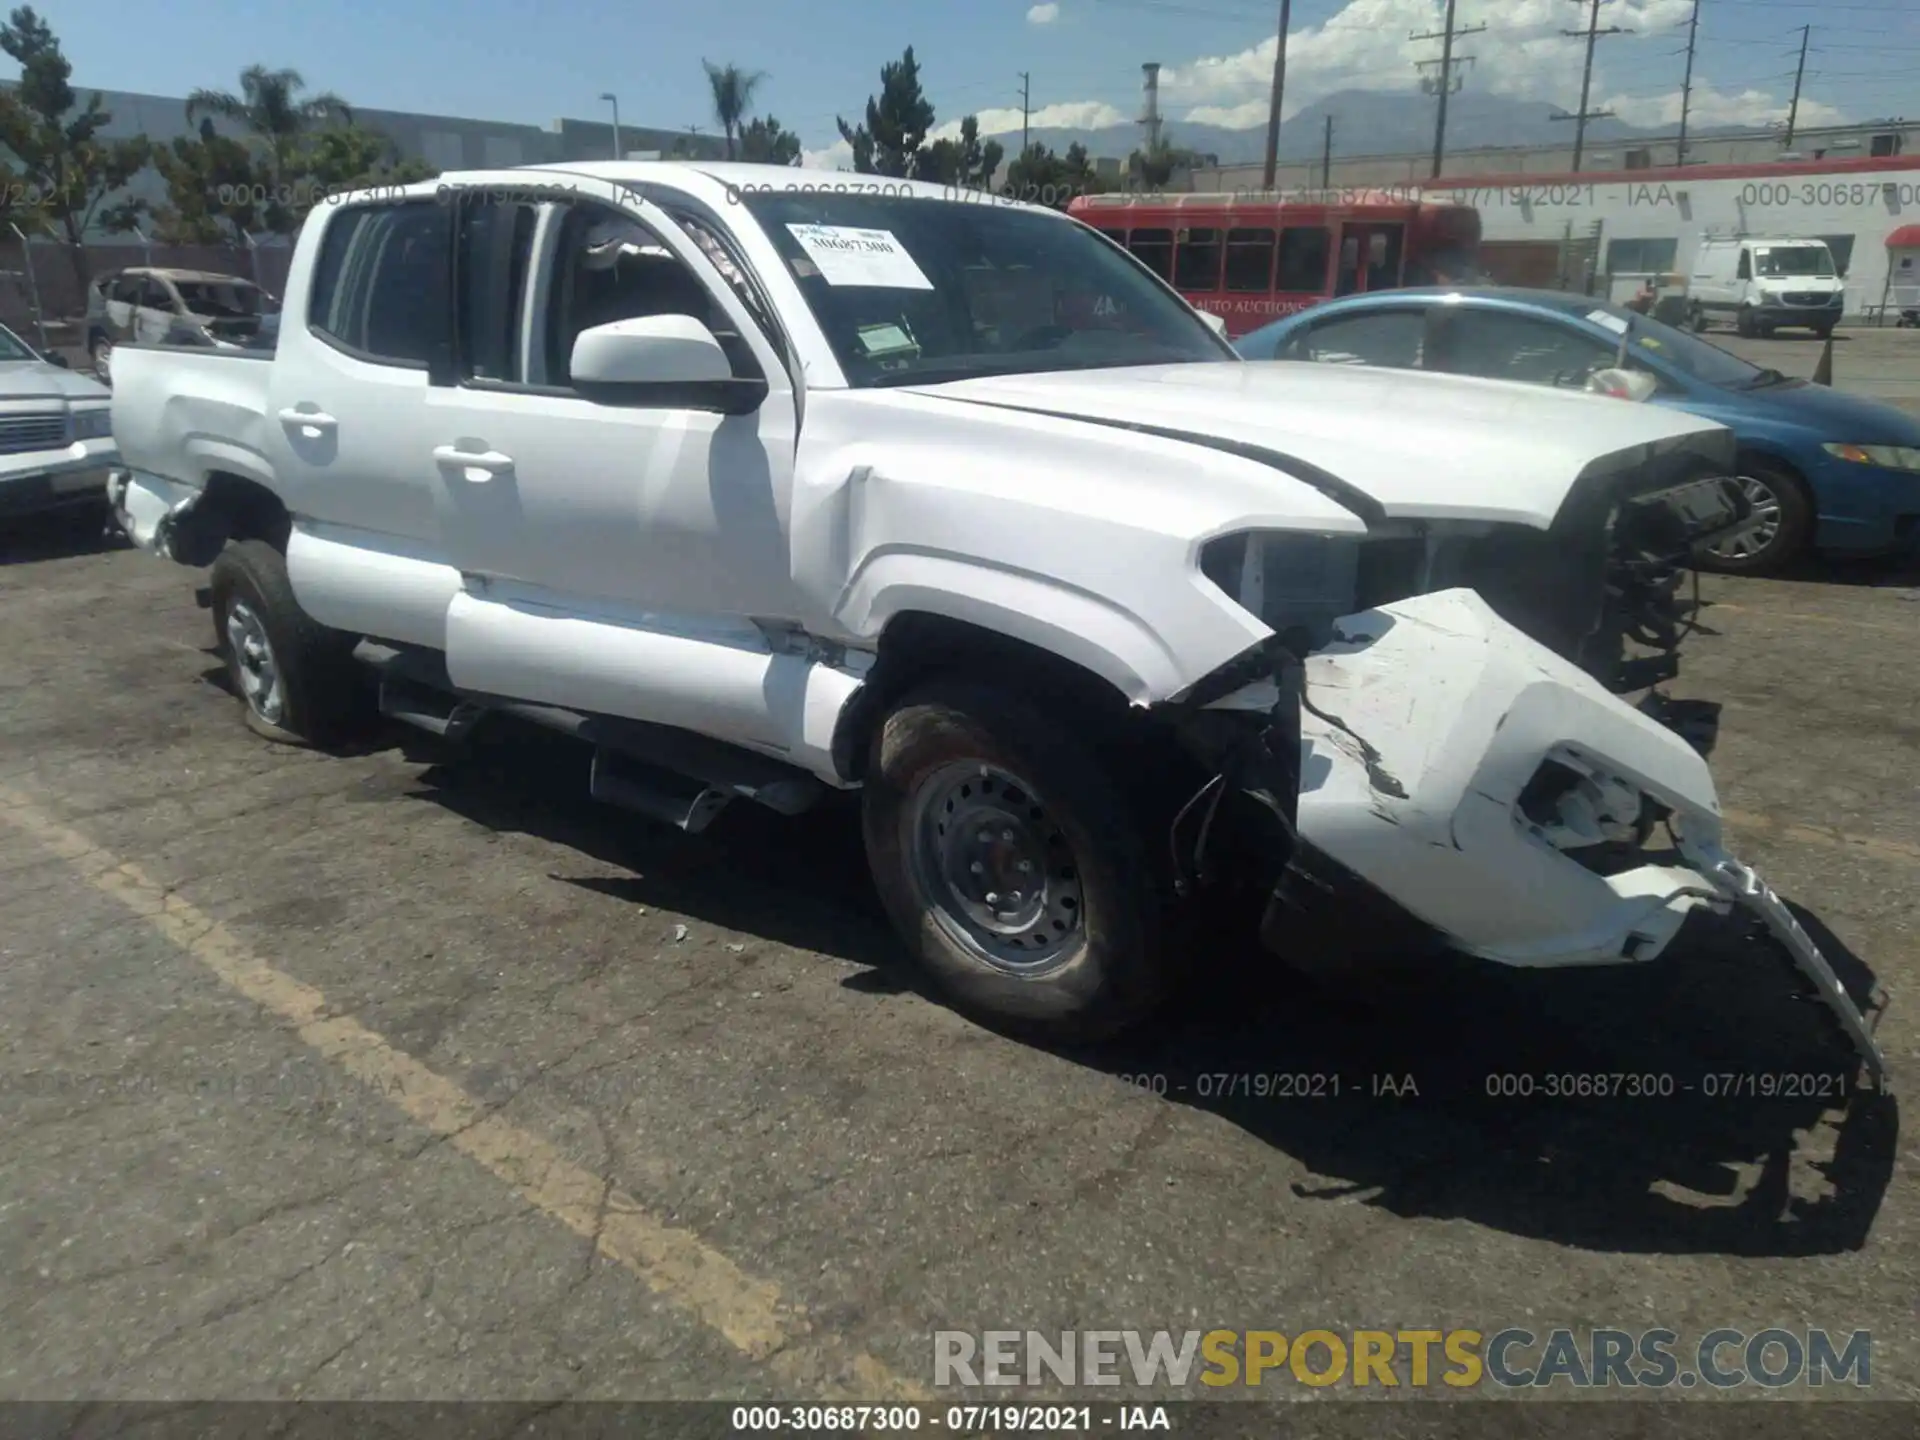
29, 0, 1920, 165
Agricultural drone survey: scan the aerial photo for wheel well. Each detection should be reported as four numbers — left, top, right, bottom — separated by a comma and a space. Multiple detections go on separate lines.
200, 471, 292, 552
1734, 447, 1810, 499
831, 612, 1141, 783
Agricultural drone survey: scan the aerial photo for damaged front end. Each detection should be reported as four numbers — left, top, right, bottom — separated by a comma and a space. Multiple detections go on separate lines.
1159, 587, 1889, 1090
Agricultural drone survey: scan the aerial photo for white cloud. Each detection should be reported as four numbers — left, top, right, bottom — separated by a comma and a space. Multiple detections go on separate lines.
1027, 3, 1060, 24
811, 0, 1846, 159
800, 139, 854, 170
927, 100, 1130, 143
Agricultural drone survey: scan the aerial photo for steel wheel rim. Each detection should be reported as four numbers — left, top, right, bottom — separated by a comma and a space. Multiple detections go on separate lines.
226, 598, 285, 725
1706, 475, 1784, 562
906, 761, 1085, 976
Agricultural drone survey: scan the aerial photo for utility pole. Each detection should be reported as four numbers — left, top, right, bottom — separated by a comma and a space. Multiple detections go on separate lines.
1017, 72, 1032, 157
1260, 0, 1292, 191
1321, 113, 1333, 188
1676, 0, 1700, 166
1784, 25, 1810, 148
1556, 0, 1632, 172
1412, 0, 1486, 180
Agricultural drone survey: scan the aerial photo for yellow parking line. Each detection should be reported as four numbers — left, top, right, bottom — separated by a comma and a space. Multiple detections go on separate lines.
1723, 807, 1920, 871
0, 785, 925, 1403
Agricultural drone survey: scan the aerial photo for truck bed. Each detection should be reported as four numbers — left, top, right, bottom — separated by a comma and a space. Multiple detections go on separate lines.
108, 344, 277, 494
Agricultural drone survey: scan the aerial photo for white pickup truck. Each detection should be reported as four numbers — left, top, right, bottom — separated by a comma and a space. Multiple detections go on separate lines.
106, 162, 1886, 1083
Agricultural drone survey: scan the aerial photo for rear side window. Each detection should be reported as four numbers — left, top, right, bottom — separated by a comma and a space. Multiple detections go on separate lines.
1299, 309, 1426, 368
308, 201, 451, 367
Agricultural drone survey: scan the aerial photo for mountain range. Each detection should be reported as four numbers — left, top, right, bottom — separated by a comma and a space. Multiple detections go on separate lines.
989, 88, 1748, 166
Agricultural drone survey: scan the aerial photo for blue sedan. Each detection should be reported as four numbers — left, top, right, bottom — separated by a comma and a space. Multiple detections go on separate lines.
1235, 287, 1920, 574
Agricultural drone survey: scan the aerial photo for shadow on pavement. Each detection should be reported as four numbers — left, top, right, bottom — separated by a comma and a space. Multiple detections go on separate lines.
0, 504, 122, 566
380, 713, 1899, 1260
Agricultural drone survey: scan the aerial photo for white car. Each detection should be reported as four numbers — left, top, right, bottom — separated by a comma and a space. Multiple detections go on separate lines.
104, 163, 1886, 1082
0, 322, 118, 522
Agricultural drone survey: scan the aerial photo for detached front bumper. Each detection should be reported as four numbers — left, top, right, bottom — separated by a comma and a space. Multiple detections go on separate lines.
1204, 588, 1887, 1085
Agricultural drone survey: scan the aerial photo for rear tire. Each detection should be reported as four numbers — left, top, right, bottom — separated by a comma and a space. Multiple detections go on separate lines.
209, 539, 364, 746
861, 679, 1168, 1043
1697, 459, 1813, 576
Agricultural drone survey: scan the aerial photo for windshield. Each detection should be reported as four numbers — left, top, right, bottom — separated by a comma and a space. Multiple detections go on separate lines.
0, 325, 36, 362
734, 191, 1231, 386
1754, 245, 1835, 278
174, 280, 270, 317
1583, 301, 1766, 389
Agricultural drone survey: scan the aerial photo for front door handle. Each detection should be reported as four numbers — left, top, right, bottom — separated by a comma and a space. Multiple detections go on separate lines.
433, 444, 514, 482
277, 407, 337, 438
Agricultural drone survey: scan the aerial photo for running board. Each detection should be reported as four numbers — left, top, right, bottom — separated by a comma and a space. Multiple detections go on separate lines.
590, 749, 732, 834
351, 639, 829, 819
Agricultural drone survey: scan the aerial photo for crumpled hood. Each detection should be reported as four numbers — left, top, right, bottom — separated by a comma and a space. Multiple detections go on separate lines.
904, 360, 1736, 530
0, 359, 111, 404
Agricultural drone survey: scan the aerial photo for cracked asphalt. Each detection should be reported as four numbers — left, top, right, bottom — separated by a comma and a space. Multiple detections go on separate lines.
0, 328, 1916, 1407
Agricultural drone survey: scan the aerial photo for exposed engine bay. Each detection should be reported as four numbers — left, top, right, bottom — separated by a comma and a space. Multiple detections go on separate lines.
1199, 468, 1755, 702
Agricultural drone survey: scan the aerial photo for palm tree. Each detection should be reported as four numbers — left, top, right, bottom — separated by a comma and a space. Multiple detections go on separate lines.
185, 65, 352, 181
702, 60, 766, 160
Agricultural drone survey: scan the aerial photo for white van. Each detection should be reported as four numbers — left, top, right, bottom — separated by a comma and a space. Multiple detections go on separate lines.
1685, 235, 1844, 338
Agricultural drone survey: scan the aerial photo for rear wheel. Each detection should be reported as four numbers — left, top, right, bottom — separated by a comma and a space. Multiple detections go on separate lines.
88, 334, 112, 381
861, 679, 1168, 1042
1698, 460, 1812, 576
209, 539, 364, 746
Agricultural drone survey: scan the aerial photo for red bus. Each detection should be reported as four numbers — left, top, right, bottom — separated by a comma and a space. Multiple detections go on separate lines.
1065, 189, 1483, 337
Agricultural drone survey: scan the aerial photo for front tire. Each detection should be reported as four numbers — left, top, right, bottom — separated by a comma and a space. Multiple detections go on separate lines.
1698, 460, 1813, 576
1688, 303, 1709, 332
1737, 306, 1758, 338
861, 679, 1168, 1043
89, 334, 112, 382
209, 539, 363, 746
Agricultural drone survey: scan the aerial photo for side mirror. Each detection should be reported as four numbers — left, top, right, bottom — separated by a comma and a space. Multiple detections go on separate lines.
570, 314, 734, 386
1586, 367, 1658, 402
1198, 310, 1229, 340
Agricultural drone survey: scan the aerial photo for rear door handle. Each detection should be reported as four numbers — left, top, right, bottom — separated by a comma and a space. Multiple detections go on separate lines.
433, 444, 514, 482
277, 407, 337, 437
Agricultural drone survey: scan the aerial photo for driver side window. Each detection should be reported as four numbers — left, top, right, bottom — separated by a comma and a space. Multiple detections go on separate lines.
539, 202, 760, 389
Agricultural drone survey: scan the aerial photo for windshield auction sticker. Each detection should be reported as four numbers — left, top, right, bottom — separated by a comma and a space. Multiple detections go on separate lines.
786, 224, 934, 290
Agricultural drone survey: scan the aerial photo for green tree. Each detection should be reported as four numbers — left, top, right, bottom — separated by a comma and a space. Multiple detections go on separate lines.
0, 5, 150, 287
1003, 140, 1108, 209
185, 65, 350, 184
738, 114, 801, 166
1128, 131, 1204, 190
152, 118, 278, 246
836, 46, 934, 177
913, 115, 1004, 189
293, 123, 436, 213
702, 61, 766, 161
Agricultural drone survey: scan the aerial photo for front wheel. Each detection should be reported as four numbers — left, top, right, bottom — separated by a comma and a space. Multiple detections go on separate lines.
1698, 462, 1812, 576
861, 679, 1168, 1042
1688, 303, 1709, 332
88, 334, 112, 382
1737, 307, 1758, 338
209, 539, 364, 746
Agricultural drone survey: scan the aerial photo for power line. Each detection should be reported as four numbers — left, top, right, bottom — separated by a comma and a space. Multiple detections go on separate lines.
1412, 0, 1487, 180
1018, 71, 1032, 155
1556, 0, 1634, 172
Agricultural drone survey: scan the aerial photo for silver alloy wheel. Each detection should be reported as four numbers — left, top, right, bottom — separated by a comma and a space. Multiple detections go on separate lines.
1706, 475, 1784, 563
907, 761, 1085, 976
92, 338, 112, 379
226, 598, 285, 726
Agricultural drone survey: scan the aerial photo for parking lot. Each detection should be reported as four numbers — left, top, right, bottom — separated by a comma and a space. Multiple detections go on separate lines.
1, 326, 1916, 1410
